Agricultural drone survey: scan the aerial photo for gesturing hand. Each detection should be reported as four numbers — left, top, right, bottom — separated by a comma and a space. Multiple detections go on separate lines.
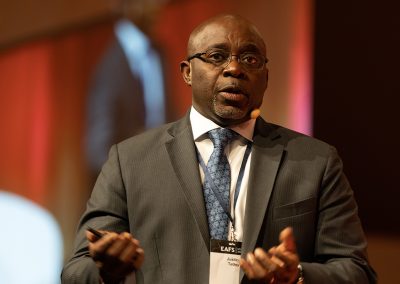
240, 227, 300, 283
86, 229, 144, 283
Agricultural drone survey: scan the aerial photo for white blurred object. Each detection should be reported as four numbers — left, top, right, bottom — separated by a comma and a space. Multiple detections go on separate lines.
0, 191, 63, 284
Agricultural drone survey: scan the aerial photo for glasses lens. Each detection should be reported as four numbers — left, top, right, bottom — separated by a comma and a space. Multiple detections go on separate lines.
239, 53, 265, 69
199, 49, 266, 70
204, 50, 230, 66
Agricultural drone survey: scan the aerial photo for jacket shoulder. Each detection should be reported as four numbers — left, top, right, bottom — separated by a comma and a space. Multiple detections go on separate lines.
259, 119, 336, 157
261, 118, 330, 143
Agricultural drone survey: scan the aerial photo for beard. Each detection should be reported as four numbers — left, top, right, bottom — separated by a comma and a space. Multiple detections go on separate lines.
211, 96, 250, 126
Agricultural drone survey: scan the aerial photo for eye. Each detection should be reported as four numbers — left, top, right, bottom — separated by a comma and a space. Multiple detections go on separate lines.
206, 51, 229, 63
241, 53, 261, 65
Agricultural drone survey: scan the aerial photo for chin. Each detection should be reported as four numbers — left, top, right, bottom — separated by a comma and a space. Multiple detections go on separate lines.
214, 106, 248, 125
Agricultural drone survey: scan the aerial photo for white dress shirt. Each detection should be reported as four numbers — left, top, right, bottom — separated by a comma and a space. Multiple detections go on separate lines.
190, 106, 255, 241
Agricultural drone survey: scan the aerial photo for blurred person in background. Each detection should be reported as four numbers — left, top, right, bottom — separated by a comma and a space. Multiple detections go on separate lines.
85, 0, 171, 183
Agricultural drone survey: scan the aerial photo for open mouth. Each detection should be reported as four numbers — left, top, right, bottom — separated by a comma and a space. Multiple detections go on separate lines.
218, 86, 248, 102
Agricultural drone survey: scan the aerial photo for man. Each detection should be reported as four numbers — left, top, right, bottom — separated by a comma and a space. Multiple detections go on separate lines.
62, 14, 376, 283
85, 0, 168, 184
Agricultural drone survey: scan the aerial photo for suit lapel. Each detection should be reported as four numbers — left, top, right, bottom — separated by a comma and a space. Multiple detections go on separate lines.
165, 115, 210, 249
164, 114, 284, 263
240, 118, 284, 280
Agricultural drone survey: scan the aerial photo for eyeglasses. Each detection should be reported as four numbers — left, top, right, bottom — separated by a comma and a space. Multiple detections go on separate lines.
187, 49, 268, 70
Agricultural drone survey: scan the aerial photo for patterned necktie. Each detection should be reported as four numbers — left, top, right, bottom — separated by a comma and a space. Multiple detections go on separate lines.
204, 128, 237, 240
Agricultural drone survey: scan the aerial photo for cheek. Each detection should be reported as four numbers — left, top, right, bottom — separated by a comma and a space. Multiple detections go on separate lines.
257, 73, 268, 90
253, 76, 268, 103
192, 72, 216, 97
191, 75, 216, 109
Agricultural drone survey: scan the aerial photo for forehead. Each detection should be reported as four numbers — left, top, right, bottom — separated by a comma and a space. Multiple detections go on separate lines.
191, 19, 266, 54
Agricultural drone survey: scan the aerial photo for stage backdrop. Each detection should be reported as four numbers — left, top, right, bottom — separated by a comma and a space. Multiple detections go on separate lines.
0, 0, 313, 267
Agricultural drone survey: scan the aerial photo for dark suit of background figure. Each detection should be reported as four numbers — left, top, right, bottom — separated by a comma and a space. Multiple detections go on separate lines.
86, 37, 145, 181
63, 113, 376, 283
85, 20, 167, 183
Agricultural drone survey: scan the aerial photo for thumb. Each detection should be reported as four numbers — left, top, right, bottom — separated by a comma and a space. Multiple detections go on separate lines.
279, 227, 296, 252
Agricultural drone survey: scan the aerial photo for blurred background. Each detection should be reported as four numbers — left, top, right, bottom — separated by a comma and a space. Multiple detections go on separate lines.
0, 0, 399, 283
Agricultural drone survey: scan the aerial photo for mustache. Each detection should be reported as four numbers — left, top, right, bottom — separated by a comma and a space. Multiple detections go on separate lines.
217, 84, 248, 96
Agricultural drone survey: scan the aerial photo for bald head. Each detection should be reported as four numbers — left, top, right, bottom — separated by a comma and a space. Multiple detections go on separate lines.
187, 14, 266, 57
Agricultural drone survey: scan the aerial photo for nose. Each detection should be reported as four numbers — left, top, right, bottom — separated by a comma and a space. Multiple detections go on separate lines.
222, 55, 245, 78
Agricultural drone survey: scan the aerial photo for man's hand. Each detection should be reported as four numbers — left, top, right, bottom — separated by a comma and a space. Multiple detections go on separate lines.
240, 227, 300, 283
86, 230, 144, 283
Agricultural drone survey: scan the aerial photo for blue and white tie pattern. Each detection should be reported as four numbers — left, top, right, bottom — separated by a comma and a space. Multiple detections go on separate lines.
204, 128, 237, 240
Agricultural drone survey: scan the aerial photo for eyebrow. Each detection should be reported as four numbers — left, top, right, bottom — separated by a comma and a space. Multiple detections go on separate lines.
206, 43, 263, 54
240, 43, 263, 53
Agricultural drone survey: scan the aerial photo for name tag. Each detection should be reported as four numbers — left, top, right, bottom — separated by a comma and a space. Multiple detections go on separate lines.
209, 239, 242, 284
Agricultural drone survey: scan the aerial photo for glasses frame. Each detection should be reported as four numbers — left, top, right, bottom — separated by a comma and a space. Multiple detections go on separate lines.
187, 51, 269, 70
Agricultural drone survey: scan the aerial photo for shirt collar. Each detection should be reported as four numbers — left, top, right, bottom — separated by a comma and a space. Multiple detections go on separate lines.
190, 106, 255, 142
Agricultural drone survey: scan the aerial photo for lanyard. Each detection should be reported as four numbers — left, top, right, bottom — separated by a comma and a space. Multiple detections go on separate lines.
196, 142, 252, 229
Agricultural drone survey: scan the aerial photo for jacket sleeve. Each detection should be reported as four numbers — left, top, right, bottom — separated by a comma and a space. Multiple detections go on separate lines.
61, 144, 130, 283
301, 146, 377, 283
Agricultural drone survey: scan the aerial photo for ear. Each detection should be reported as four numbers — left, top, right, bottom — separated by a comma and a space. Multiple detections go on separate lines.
180, 60, 192, 86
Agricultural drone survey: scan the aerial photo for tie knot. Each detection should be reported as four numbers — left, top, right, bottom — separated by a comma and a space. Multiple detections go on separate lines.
208, 128, 237, 149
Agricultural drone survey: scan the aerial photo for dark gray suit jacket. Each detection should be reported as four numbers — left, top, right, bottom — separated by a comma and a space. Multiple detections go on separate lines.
85, 38, 146, 181
62, 114, 376, 283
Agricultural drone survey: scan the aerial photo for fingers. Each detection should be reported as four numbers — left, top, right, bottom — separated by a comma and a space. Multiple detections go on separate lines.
107, 232, 136, 260
254, 248, 279, 272
267, 247, 286, 269
88, 232, 118, 261
86, 230, 144, 280
269, 246, 298, 270
239, 258, 253, 277
86, 230, 96, 242
279, 227, 296, 252
118, 233, 143, 264
240, 250, 276, 281
133, 247, 145, 268
86, 229, 107, 242
240, 252, 272, 281
273, 227, 299, 269
241, 227, 300, 282
241, 248, 299, 283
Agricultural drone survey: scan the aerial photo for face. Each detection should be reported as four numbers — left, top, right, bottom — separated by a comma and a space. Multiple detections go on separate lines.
180, 15, 269, 126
